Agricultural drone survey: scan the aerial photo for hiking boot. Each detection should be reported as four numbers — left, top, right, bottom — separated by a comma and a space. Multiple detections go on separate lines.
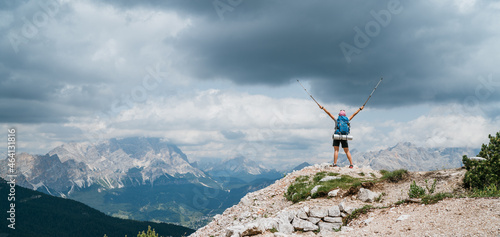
331, 164, 338, 167
349, 165, 353, 168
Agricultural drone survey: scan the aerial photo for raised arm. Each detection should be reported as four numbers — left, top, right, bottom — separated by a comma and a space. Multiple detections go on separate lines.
349, 106, 364, 120
319, 105, 336, 121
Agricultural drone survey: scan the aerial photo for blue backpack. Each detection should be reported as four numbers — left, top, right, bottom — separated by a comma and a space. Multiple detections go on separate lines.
336, 116, 350, 135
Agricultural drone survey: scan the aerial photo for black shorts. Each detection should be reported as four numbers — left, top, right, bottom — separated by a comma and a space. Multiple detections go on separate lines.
333, 139, 348, 148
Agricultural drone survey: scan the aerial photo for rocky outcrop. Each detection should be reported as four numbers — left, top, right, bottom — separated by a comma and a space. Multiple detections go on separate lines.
190, 164, 384, 237
192, 164, 500, 237
224, 202, 355, 236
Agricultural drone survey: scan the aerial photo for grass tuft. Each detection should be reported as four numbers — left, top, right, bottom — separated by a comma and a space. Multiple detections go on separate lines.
285, 174, 366, 203
342, 205, 374, 225
381, 169, 409, 183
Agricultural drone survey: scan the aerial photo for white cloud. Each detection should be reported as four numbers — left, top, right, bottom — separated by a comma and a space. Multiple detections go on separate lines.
6, 87, 499, 169
353, 104, 499, 152
454, 0, 477, 13
61, 89, 353, 164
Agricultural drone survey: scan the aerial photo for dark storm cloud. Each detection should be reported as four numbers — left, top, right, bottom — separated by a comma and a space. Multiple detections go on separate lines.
0, 0, 150, 123
2, 0, 500, 125
0, 42, 115, 123
173, 1, 379, 85
165, 0, 500, 108
95, 0, 215, 16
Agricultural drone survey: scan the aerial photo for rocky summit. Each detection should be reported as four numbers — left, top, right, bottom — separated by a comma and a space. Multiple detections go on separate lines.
190, 163, 500, 236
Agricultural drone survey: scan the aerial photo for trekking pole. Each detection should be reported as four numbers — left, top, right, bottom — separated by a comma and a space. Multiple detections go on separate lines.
362, 77, 383, 107
297, 80, 321, 107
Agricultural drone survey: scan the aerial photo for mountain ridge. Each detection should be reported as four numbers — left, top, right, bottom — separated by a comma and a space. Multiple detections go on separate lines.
0, 137, 282, 229
348, 142, 479, 171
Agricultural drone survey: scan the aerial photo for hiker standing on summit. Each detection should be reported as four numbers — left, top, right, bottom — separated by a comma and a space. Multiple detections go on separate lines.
297, 78, 382, 169
319, 105, 363, 168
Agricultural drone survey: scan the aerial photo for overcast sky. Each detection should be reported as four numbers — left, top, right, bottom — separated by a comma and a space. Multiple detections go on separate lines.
1, 0, 500, 169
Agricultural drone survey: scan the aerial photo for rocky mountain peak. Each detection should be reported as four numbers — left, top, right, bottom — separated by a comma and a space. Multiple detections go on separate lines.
349, 142, 478, 171
1, 137, 209, 196
389, 142, 415, 151
201, 156, 271, 176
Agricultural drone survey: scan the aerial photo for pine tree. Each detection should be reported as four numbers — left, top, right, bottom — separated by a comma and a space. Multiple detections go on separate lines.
462, 131, 500, 190
137, 226, 160, 237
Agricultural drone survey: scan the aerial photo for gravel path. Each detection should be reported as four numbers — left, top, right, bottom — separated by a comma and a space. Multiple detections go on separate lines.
344, 197, 500, 237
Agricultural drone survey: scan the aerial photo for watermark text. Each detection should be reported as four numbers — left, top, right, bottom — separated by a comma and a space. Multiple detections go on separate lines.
6, 128, 17, 230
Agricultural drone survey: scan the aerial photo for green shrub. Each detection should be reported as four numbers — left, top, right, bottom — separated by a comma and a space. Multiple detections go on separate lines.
381, 169, 408, 183
470, 183, 500, 197
425, 179, 437, 194
408, 181, 426, 198
313, 172, 327, 183
285, 181, 312, 203
463, 132, 500, 191
295, 175, 310, 183
342, 205, 373, 225
421, 193, 453, 204
137, 226, 160, 237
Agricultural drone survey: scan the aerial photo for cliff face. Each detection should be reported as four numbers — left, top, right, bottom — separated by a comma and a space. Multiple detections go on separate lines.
190, 164, 500, 237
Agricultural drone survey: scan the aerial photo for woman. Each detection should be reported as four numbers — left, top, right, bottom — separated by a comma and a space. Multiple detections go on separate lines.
319, 105, 364, 168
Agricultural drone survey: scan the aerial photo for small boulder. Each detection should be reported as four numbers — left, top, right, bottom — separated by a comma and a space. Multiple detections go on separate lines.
309, 207, 328, 218
339, 202, 354, 215
345, 207, 355, 215
277, 219, 294, 234
318, 222, 341, 233
257, 218, 278, 232
292, 218, 318, 232
296, 209, 308, 220
339, 201, 347, 212
307, 217, 321, 224
328, 205, 341, 217
320, 176, 341, 182
324, 217, 342, 224
225, 225, 244, 237
302, 206, 310, 215
357, 188, 379, 203
328, 189, 340, 197
276, 210, 296, 223
241, 223, 261, 236
311, 185, 322, 195
396, 215, 410, 222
